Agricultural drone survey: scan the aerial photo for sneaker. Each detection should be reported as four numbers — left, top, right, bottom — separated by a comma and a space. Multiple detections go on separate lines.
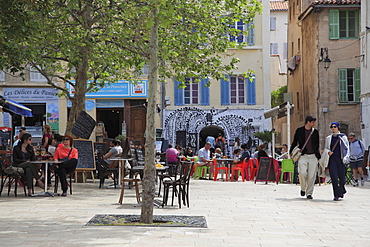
333, 196, 339, 201
61, 192, 67, 197
361, 180, 365, 186
353, 182, 359, 187
307, 195, 313, 199
300, 190, 305, 196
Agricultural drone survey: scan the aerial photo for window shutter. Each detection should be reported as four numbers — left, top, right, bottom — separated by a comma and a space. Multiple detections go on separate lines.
354, 68, 361, 103
246, 22, 254, 46
270, 43, 278, 55
338, 69, 348, 103
174, 80, 184, 106
283, 43, 288, 59
221, 75, 230, 105
247, 76, 256, 105
270, 17, 276, 31
200, 78, 210, 105
329, 9, 339, 39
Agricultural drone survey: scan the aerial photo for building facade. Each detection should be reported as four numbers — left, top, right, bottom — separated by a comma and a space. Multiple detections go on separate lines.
360, 0, 370, 146
287, 0, 361, 148
161, 0, 271, 155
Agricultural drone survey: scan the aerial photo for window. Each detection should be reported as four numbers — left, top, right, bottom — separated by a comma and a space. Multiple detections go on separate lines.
30, 66, 47, 82
283, 43, 288, 59
270, 17, 276, 31
0, 71, 4, 81
174, 78, 209, 106
329, 9, 359, 39
184, 78, 199, 105
270, 43, 278, 55
338, 68, 360, 103
229, 20, 254, 45
221, 75, 256, 105
230, 76, 245, 104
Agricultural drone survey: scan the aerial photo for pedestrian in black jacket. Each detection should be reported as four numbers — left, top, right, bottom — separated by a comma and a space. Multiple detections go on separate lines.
290, 115, 321, 200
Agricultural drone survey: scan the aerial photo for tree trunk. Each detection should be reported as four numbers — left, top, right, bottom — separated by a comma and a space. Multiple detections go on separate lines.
65, 45, 89, 135
140, 6, 158, 224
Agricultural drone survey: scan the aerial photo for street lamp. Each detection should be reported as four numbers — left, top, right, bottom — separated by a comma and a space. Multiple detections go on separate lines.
320, 47, 331, 70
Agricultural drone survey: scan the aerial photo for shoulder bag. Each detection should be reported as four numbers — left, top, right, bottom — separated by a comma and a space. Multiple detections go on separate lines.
59, 148, 73, 162
291, 128, 314, 163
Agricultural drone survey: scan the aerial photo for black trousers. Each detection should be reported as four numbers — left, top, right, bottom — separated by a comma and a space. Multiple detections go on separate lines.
55, 158, 77, 193
15, 162, 41, 189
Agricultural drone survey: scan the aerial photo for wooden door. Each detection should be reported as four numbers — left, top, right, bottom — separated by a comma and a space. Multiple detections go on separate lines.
130, 107, 146, 145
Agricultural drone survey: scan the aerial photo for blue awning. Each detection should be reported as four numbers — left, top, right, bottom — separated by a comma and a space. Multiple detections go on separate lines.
4, 99, 33, 117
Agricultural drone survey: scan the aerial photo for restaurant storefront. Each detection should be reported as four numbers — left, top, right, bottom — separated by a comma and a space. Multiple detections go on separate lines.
1, 87, 60, 132
67, 80, 148, 143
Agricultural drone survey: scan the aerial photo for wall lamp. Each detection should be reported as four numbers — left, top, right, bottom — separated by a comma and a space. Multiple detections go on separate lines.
319, 47, 331, 70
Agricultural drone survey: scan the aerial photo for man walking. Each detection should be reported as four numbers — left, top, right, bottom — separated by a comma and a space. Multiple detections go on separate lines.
290, 115, 321, 199
348, 133, 365, 186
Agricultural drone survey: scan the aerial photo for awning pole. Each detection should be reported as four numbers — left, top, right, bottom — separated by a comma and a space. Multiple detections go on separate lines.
21, 116, 25, 127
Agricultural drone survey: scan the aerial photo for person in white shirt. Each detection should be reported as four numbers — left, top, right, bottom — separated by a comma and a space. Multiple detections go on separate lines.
196, 142, 214, 179
103, 139, 123, 167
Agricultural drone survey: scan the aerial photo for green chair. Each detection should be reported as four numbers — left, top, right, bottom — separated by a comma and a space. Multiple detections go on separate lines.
280, 159, 295, 183
193, 157, 210, 179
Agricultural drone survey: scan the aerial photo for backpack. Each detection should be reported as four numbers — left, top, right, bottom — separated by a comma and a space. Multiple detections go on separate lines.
216, 137, 224, 148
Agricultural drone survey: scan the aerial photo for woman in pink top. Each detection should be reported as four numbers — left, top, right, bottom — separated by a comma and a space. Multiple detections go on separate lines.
53, 134, 78, 196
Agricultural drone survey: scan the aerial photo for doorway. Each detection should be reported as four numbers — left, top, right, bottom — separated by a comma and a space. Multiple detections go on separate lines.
96, 108, 124, 138
199, 126, 224, 148
12, 103, 46, 127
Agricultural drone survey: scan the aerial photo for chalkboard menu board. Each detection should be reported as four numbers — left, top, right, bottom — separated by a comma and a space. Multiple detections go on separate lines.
255, 157, 278, 184
74, 139, 96, 170
71, 111, 96, 139
94, 142, 108, 155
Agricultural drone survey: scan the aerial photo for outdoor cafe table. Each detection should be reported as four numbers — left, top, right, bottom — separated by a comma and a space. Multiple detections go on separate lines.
107, 157, 133, 189
215, 158, 236, 181
30, 160, 62, 197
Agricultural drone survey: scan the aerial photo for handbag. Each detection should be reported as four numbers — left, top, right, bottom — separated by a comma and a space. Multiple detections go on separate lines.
58, 148, 73, 162
291, 128, 315, 163
5, 166, 24, 175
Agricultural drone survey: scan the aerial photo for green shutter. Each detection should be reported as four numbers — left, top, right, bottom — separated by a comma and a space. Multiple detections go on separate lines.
329, 9, 339, 39
338, 69, 348, 103
355, 68, 361, 102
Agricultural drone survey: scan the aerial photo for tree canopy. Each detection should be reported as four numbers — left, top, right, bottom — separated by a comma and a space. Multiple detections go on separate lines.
0, 0, 263, 223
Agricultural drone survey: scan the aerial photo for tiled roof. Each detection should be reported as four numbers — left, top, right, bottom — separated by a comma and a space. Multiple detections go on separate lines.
299, 0, 360, 20
311, 0, 360, 5
270, 1, 288, 11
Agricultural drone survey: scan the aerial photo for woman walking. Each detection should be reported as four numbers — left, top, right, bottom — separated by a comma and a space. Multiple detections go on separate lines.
325, 122, 350, 201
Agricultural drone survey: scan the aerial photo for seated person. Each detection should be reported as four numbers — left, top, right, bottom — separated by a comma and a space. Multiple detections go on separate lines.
184, 147, 194, 157
214, 148, 223, 159
233, 144, 251, 164
165, 144, 179, 163
13, 133, 44, 196
232, 149, 241, 159
196, 142, 214, 179
48, 134, 64, 155
53, 135, 78, 196
102, 139, 123, 168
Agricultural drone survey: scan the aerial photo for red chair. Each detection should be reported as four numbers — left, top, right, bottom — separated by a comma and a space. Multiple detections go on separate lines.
250, 158, 259, 180
231, 158, 248, 182
213, 158, 229, 181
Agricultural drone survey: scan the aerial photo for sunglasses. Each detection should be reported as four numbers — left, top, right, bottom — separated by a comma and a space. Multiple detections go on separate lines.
330, 126, 338, 128
63, 138, 70, 141
28, 138, 32, 140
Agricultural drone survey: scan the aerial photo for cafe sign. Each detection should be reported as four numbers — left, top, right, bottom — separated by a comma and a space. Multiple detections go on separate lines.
67, 80, 148, 98
2, 88, 59, 101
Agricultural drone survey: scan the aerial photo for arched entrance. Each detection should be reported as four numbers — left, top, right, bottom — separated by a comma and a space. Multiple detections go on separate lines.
199, 126, 224, 148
